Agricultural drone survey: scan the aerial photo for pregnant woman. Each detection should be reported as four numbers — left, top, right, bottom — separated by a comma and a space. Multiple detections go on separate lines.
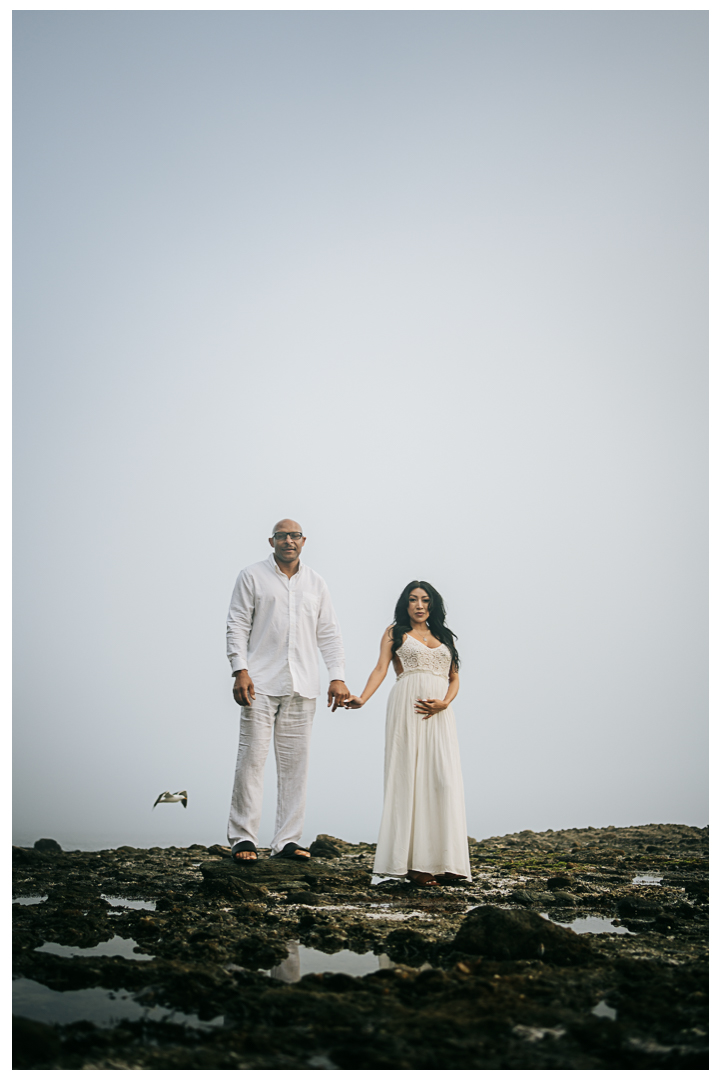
345, 581, 471, 886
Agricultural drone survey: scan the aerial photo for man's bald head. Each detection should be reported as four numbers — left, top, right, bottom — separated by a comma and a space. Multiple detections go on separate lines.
272, 518, 303, 536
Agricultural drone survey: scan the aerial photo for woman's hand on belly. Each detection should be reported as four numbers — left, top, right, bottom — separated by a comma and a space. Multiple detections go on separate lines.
414, 698, 448, 718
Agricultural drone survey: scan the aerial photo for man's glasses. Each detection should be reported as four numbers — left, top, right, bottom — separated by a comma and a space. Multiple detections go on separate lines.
273, 532, 303, 541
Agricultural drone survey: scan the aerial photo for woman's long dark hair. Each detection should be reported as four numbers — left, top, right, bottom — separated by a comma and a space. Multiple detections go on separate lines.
391, 581, 460, 672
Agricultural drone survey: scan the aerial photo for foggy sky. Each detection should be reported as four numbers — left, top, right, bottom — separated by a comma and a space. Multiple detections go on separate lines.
13, 10, 708, 850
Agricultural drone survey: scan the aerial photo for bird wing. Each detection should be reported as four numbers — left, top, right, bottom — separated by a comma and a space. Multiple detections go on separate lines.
181, 797, 187, 808
153, 791, 169, 808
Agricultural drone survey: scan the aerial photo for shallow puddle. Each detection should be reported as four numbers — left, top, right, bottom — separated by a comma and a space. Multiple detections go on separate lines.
35, 935, 155, 961
13, 896, 47, 906
12, 978, 223, 1028
632, 875, 663, 886
102, 896, 157, 911
542, 914, 634, 935
592, 1000, 618, 1020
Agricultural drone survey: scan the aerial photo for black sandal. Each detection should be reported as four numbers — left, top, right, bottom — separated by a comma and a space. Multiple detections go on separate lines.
272, 842, 311, 861
231, 840, 258, 861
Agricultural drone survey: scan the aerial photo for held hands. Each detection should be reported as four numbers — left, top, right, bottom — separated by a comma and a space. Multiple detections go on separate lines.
341, 696, 447, 714
414, 698, 448, 718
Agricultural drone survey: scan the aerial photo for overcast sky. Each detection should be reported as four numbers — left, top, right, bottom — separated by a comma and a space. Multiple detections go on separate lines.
13, 10, 707, 850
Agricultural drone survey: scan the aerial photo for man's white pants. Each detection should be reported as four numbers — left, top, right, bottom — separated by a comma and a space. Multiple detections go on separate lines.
227, 692, 316, 855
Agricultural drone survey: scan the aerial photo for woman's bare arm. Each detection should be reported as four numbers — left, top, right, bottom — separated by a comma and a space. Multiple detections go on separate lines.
344, 628, 395, 708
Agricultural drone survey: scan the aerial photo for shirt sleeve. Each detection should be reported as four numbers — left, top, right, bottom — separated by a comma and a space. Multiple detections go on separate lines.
226, 570, 255, 674
315, 582, 345, 683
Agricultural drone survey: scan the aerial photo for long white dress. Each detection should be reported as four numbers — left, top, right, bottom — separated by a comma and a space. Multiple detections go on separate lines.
373, 636, 472, 880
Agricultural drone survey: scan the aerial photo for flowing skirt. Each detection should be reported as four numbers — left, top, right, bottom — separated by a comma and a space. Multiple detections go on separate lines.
373, 671, 472, 880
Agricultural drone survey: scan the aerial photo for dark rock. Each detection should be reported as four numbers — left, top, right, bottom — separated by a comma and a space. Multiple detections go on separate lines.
510, 889, 555, 905
156, 895, 185, 911
550, 891, 577, 905
547, 875, 573, 889
453, 905, 592, 963
314, 833, 366, 854
285, 890, 325, 905
34, 838, 62, 853
203, 877, 268, 902
203, 857, 307, 883
199, 863, 268, 901
309, 838, 341, 858
509, 887, 557, 906
508, 889, 535, 905
207, 844, 231, 857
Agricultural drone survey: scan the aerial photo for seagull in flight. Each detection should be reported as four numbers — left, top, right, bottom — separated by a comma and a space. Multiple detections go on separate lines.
153, 790, 188, 809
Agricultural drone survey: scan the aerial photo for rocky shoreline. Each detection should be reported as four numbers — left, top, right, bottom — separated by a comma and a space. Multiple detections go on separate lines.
13, 822, 708, 1070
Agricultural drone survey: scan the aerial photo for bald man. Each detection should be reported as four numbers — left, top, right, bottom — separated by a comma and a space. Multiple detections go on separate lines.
226, 519, 349, 862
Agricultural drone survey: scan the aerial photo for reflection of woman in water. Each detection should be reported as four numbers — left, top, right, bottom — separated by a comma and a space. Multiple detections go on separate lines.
345, 581, 471, 886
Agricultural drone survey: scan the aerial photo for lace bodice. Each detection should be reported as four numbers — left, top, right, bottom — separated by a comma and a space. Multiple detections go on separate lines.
396, 636, 452, 680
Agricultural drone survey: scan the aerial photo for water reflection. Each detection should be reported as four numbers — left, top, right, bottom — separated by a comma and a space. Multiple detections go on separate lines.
13, 896, 47, 906
269, 942, 301, 983
13, 977, 223, 1028
35, 935, 155, 961
269, 941, 382, 982
632, 875, 663, 886
541, 914, 634, 935
591, 1000, 618, 1020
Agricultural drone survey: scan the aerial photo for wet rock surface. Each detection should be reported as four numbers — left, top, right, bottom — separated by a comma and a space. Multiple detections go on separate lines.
13, 824, 708, 1069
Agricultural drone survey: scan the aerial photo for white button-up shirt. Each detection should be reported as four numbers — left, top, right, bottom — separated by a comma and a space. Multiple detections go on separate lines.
226, 554, 345, 698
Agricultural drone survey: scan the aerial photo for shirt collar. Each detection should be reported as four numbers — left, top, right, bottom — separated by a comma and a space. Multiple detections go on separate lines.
268, 552, 303, 578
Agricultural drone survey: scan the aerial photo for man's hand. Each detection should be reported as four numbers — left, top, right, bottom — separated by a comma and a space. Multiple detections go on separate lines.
233, 670, 256, 707
327, 680, 350, 712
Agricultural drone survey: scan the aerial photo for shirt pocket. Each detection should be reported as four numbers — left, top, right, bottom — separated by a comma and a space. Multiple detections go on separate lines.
301, 594, 320, 619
